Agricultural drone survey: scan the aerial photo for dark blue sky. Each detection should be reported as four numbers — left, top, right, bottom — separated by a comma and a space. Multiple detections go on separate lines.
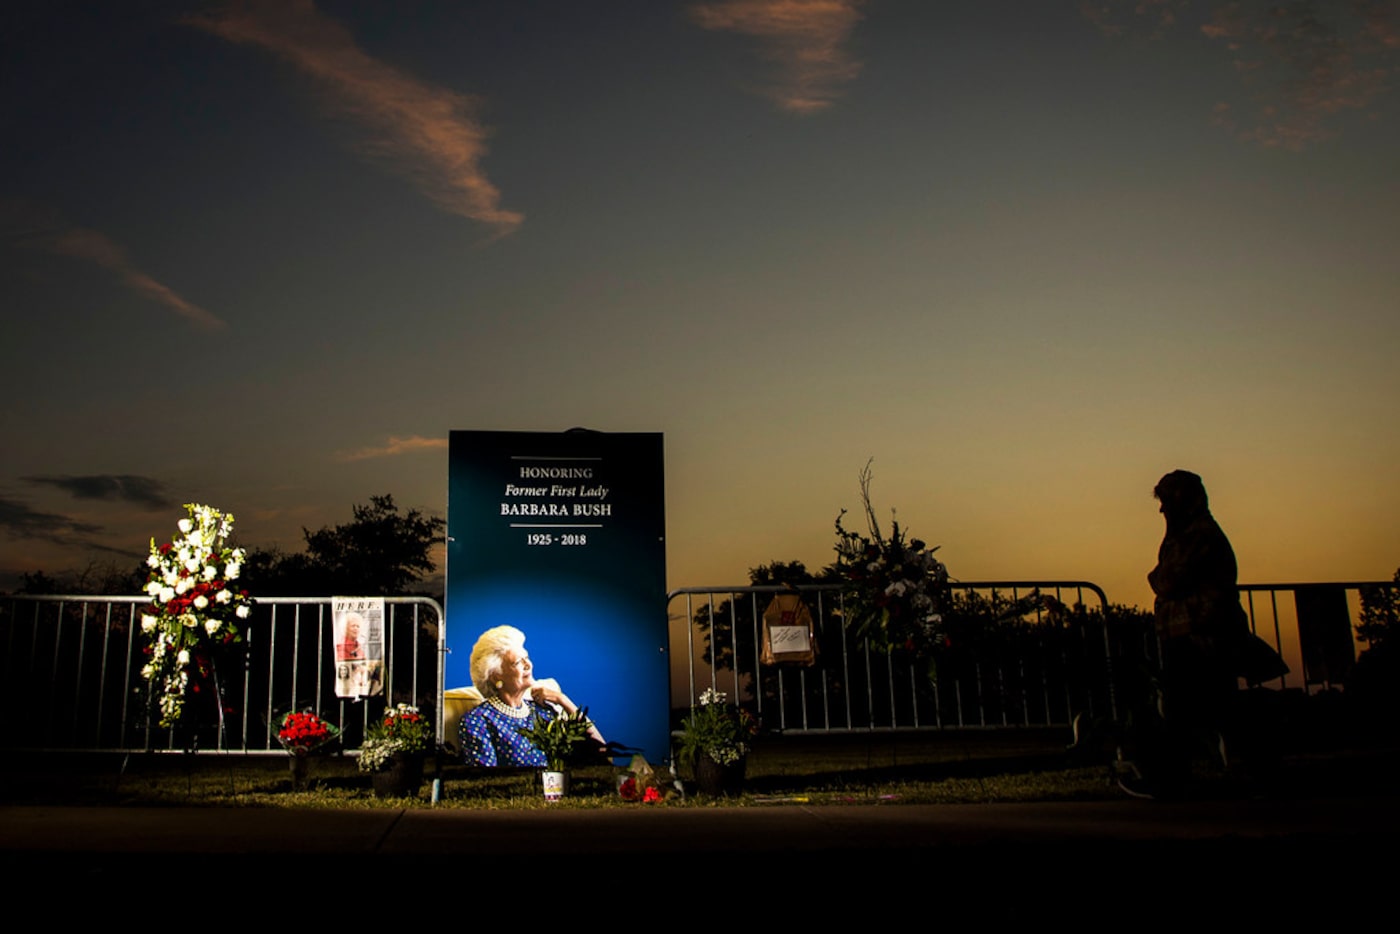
3, 1, 1397, 604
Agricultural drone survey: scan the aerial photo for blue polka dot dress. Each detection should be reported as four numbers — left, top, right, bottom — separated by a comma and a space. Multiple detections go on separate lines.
459, 699, 553, 767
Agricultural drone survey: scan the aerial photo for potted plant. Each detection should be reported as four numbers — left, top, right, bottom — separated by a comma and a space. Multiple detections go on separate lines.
358, 703, 433, 798
677, 689, 758, 796
275, 708, 341, 790
516, 708, 595, 801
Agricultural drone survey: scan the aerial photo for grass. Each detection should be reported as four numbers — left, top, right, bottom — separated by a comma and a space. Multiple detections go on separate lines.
3, 724, 1389, 809
0, 728, 1153, 809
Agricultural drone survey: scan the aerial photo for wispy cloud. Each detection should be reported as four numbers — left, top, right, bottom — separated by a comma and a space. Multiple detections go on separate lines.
1084, 0, 1399, 149
1203, 0, 1397, 149
336, 435, 448, 462
3, 201, 227, 330
188, 0, 522, 236
23, 474, 172, 510
690, 0, 868, 114
0, 496, 102, 543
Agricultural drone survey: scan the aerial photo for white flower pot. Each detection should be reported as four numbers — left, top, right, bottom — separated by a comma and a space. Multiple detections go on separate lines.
541, 770, 569, 802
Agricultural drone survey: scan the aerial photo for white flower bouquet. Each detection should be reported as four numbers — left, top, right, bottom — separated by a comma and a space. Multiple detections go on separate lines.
141, 503, 252, 727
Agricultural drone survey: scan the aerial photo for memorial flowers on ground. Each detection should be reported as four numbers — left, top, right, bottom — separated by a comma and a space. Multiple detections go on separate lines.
141, 503, 252, 728
276, 709, 341, 756
678, 688, 758, 769
358, 703, 433, 772
615, 754, 678, 803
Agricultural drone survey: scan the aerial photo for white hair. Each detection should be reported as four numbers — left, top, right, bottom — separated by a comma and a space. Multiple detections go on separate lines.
469, 625, 526, 697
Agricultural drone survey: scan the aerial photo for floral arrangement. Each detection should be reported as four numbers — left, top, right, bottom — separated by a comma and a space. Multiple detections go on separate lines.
616, 755, 677, 802
677, 688, 758, 770
832, 461, 951, 657
515, 707, 596, 772
618, 776, 663, 803
140, 503, 252, 727
358, 703, 434, 772
276, 709, 341, 756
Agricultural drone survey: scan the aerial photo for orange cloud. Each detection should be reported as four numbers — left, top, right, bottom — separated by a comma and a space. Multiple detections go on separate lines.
188, 0, 522, 235
42, 225, 227, 331
691, 0, 867, 113
1201, 0, 1397, 149
1084, 0, 1399, 150
337, 435, 448, 462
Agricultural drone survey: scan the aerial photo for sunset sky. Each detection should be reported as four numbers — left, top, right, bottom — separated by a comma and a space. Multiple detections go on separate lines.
3, 0, 1398, 610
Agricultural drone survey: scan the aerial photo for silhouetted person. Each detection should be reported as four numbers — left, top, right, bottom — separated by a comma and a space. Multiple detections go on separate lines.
1147, 470, 1284, 779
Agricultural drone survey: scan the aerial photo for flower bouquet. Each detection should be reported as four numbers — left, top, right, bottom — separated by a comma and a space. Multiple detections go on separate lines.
140, 503, 252, 728
358, 703, 433, 772
616, 754, 676, 803
677, 688, 757, 795
359, 703, 433, 797
276, 708, 341, 790
832, 461, 951, 658
276, 709, 341, 755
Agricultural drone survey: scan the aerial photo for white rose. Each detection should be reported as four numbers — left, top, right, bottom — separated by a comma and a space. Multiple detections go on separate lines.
182, 614, 198, 628
178, 519, 192, 534
146, 555, 159, 568
205, 619, 221, 634
193, 595, 209, 610
184, 558, 200, 573
175, 578, 190, 595
202, 565, 218, 581
226, 562, 241, 580
146, 581, 162, 596
216, 589, 231, 604
159, 587, 175, 603
236, 605, 250, 619
141, 615, 158, 632
177, 649, 190, 664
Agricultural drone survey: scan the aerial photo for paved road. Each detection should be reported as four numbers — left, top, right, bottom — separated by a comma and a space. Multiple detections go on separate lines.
5, 796, 1396, 856
4, 796, 1393, 917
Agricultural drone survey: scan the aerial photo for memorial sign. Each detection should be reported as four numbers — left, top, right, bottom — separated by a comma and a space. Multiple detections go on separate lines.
446, 430, 668, 763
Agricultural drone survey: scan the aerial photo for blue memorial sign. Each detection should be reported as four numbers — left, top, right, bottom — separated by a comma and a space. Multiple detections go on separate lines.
446, 430, 668, 765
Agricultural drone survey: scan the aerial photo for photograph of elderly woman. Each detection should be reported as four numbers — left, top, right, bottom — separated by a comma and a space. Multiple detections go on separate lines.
333, 600, 384, 699
455, 625, 604, 767
446, 430, 669, 761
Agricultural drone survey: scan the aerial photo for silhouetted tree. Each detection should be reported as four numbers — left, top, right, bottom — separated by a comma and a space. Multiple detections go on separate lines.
1352, 568, 1400, 718
1357, 568, 1400, 648
242, 495, 444, 596
11, 560, 143, 595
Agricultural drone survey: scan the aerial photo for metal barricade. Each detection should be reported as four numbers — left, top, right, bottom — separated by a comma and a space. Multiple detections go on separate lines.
1237, 581, 1396, 692
0, 594, 444, 754
668, 581, 1130, 733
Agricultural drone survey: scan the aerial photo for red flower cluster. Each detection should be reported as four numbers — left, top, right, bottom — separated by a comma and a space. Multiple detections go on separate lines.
279, 711, 331, 747
157, 579, 221, 617
383, 708, 422, 736
619, 776, 663, 803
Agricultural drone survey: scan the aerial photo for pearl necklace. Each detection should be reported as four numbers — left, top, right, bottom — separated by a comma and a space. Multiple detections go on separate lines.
486, 697, 532, 719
